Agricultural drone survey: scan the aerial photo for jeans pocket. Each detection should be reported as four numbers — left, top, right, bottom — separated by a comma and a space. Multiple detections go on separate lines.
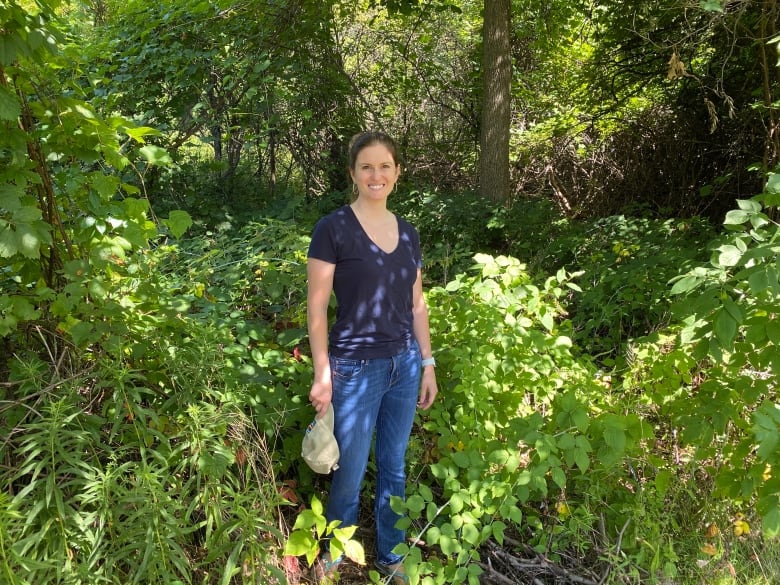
331, 357, 364, 381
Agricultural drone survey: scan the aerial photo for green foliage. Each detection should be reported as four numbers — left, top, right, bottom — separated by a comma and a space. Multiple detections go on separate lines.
393, 189, 508, 286
1, 7, 298, 583
4, 3, 780, 585
396, 254, 635, 582
663, 177, 780, 538
0, 0, 193, 353
1, 325, 288, 584
284, 495, 365, 569
0, 212, 316, 582
561, 214, 715, 359
392, 203, 777, 582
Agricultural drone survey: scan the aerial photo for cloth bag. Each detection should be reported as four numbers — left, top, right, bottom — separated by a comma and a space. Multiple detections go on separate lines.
302, 403, 340, 474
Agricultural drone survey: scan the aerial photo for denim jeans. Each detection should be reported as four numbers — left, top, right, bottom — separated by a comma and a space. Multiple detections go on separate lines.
326, 340, 421, 566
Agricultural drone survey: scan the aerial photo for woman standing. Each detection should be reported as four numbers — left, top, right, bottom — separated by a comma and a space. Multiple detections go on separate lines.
307, 131, 438, 584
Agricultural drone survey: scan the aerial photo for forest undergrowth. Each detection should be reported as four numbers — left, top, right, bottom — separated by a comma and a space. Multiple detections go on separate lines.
3, 184, 779, 585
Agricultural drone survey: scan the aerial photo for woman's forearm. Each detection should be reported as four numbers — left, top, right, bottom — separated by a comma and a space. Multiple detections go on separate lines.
308, 305, 331, 382
413, 301, 433, 360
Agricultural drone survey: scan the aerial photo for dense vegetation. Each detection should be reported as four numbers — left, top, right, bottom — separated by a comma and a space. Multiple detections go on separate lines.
1, 1, 778, 584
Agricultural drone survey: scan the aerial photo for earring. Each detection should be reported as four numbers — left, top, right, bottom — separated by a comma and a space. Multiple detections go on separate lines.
352, 183, 358, 197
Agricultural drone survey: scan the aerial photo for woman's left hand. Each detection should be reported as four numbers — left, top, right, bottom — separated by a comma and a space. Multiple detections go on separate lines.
417, 367, 438, 410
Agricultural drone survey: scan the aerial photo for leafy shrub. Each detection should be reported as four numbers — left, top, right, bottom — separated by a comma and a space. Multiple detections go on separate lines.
1, 318, 290, 584
392, 255, 660, 584
0, 215, 317, 583
393, 190, 509, 286
559, 215, 715, 360
662, 184, 780, 538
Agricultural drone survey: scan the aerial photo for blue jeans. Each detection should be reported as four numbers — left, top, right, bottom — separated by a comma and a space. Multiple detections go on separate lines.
326, 341, 421, 566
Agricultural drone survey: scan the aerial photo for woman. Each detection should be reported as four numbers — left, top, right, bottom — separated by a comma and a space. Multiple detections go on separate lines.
307, 131, 438, 584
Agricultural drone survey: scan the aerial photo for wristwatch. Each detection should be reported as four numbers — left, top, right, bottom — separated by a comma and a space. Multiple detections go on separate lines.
421, 357, 436, 367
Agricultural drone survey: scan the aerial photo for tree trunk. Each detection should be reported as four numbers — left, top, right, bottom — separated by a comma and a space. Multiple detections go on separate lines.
479, 0, 512, 203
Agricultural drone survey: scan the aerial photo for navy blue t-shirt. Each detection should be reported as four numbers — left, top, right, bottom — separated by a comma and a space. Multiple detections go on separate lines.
307, 205, 422, 359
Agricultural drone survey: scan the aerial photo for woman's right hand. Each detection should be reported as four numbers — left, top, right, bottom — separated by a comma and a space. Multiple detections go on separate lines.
309, 379, 333, 417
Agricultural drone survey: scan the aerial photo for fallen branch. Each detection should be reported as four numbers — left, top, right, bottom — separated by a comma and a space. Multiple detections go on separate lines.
479, 539, 598, 585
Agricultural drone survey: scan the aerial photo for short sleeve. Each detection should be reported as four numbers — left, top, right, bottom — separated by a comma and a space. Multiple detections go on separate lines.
308, 216, 338, 264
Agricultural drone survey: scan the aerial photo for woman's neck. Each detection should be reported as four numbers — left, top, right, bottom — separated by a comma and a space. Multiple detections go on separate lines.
351, 198, 390, 222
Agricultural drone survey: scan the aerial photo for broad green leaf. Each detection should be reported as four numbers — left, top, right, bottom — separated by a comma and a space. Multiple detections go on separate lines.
680, 323, 700, 344
722, 298, 744, 323
343, 539, 365, 565
766, 320, 780, 345
736, 199, 762, 212
670, 274, 701, 295
714, 308, 738, 348
716, 244, 742, 267
450, 492, 465, 513
750, 214, 770, 229
551, 466, 566, 488
439, 532, 460, 556
603, 424, 626, 453
723, 209, 750, 226
766, 173, 780, 194
748, 268, 771, 294
655, 469, 673, 497
331, 520, 357, 542
762, 506, 780, 538
283, 530, 316, 556
452, 451, 471, 468
66, 320, 98, 347
462, 523, 480, 545
0, 185, 25, 210
0, 226, 17, 257
0, 86, 21, 121
13, 223, 49, 259
507, 505, 523, 524
516, 470, 532, 485
11, 296, 39, 322
162, 210, 193, 239
540, 309, 554, 332
13, 205, 43, 222
0, 34, 28, 66
492, 521, 507, 545
124, 125, 163, 144
90, 173, 120, 199
573, 448, 590, 472
138, 145, 172, 165
425, 525, 442, 544
405, 494, 426, 514
753, 402, 780, 460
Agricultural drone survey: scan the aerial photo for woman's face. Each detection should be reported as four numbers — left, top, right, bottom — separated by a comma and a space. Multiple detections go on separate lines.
350, 143, 400, 202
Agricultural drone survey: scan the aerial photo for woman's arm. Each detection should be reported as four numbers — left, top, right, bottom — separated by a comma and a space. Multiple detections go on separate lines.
412, 269, 438, 410
307, 258, 336, 417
